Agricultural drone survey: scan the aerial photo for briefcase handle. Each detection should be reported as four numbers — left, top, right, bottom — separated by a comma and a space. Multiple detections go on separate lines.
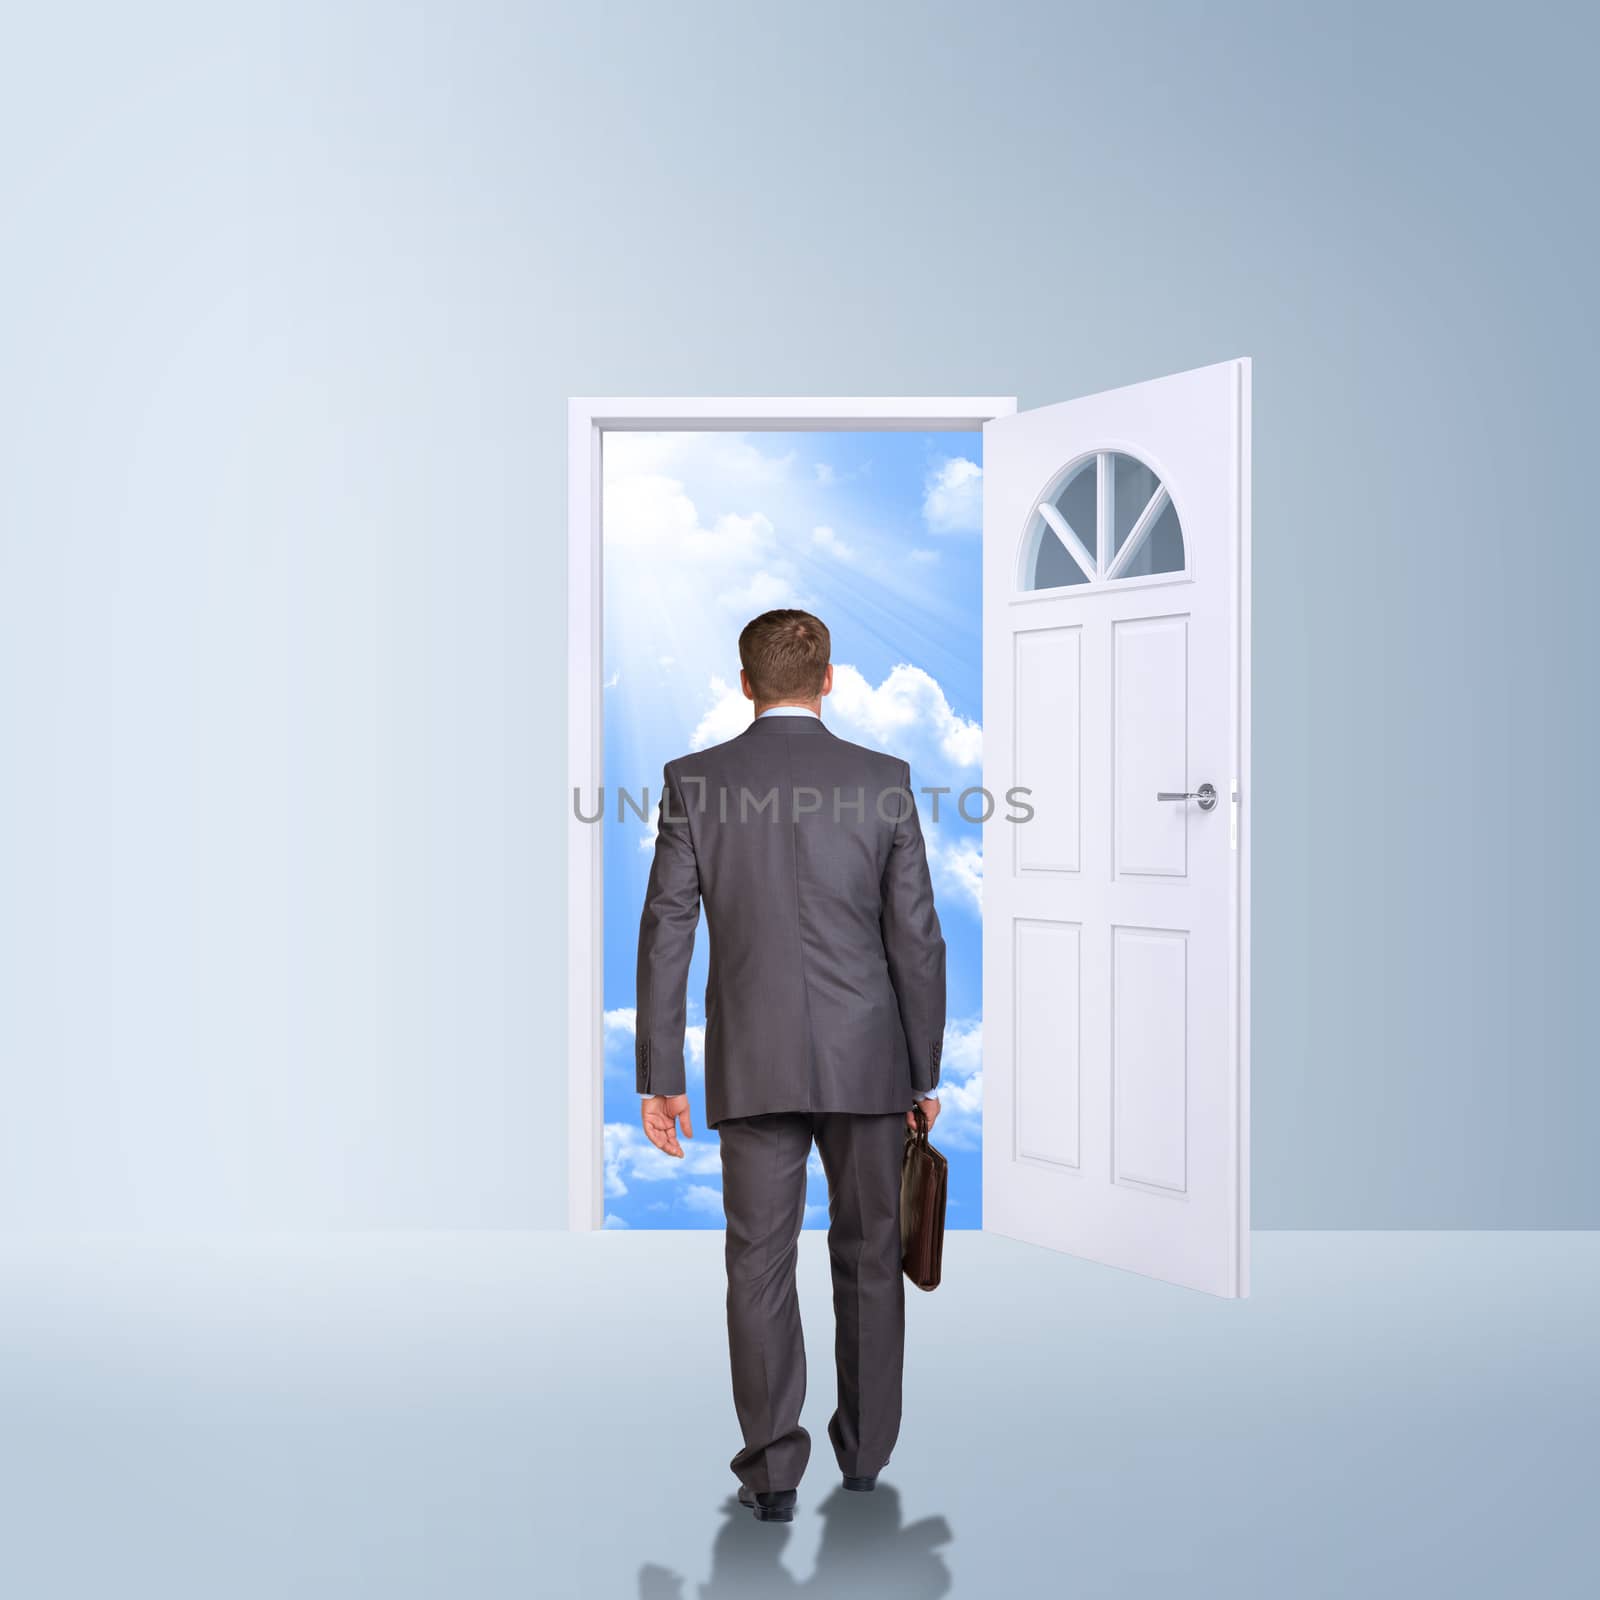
910, 1103, 930, 1143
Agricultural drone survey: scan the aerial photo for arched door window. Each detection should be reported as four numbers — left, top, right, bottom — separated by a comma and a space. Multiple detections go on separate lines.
1019, 451, 1186, 591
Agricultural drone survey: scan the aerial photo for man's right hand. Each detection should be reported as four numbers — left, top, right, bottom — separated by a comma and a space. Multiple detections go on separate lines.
642, 1093, 694, 1158
907, 1097, 940, 1131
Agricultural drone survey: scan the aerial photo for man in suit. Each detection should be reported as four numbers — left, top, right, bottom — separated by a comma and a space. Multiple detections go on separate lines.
636, 608, 946, 1525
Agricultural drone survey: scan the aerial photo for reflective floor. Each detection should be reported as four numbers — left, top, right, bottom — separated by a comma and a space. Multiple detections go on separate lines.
1, 1231, 1593, 1598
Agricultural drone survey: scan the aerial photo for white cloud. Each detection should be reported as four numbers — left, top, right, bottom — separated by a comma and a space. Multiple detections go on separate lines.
604, 671, 621, 689
718, 568, 795, 614
940, 1015, 983, 1078
603, 433, 803, 616
923, 457, 983, 534
926, 1017, 983, 1151
603, 1120, 722, 1197
604, 434, 791, 547
814, 463, 835, 485
603, 465, 699, 551
828, 663, 982, 768
710, 512, 778, 565
804, 1203, 829, 1226
925, 829, 982, 915
690, 674, 755, 749
603, 471, 777, 566
687, 661, 979, 770
605, 430, 794, 490
637, 802, 659, 852
812, 525, 855, 563
682, 1184, 725, 1216
910, 548, 939, 564
608, 1006, 702, 1069
929, 1069, 983, 1152
603, 1212, 631, 1229
607, 1009, 706, 1076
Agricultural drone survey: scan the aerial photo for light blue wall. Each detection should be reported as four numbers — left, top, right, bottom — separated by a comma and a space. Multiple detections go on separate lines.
1, 1, 1594, 1228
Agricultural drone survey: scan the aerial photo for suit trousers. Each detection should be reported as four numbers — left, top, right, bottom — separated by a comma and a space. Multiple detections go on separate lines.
716, 1108, 906, 1492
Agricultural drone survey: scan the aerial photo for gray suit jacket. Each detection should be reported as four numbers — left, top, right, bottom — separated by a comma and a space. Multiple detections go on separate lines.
635, 713, 946, 1128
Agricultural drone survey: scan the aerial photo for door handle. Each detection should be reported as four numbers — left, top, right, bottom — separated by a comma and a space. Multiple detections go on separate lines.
1156, 782, 1218, 811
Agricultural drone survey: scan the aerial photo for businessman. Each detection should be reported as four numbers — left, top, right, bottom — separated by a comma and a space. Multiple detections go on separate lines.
636, 608, 946, 1525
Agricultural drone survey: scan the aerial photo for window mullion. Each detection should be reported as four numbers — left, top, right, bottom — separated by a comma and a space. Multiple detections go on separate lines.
1096, 453, 1112, 579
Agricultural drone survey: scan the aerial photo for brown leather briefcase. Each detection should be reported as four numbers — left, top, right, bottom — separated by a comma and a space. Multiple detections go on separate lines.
900, 1103, 948, 1291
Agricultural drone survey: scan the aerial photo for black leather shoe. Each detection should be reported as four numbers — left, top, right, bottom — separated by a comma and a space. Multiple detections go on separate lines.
842, 1473, 878, 1492
737, 1485, 798, 1523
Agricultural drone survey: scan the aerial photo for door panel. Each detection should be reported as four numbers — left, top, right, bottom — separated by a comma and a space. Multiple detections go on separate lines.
1113, 614, 1189, 879
982, 359, 1250, 1297
1013, 627, 1082, 875
1014, 919, 1082, 1169
1112, 924, 1188, 1192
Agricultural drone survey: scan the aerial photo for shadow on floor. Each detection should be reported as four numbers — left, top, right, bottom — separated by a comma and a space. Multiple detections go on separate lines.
639, 1482, 953, 1598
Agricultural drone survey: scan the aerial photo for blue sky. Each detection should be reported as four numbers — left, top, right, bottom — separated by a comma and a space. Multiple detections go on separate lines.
600, 430, 984, 1230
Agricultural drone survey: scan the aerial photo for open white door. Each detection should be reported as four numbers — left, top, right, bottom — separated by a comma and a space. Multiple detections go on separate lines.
982, 360, 1251, 1297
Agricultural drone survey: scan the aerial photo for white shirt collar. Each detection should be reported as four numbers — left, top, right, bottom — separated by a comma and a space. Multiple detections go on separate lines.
755, 705, 820, 719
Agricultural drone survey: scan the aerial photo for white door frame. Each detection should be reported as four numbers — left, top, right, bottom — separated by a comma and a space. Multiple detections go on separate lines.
566, 396, 1017, 1229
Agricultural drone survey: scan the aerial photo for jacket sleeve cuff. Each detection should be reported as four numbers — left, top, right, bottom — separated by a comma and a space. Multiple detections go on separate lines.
635, 1035, 686, 1097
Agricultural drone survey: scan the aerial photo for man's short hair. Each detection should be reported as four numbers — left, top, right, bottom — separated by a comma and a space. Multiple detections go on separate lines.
739, 609, 831, 703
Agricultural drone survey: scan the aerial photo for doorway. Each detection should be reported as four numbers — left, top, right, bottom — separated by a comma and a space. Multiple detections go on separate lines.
568, 400, 1012, 1232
